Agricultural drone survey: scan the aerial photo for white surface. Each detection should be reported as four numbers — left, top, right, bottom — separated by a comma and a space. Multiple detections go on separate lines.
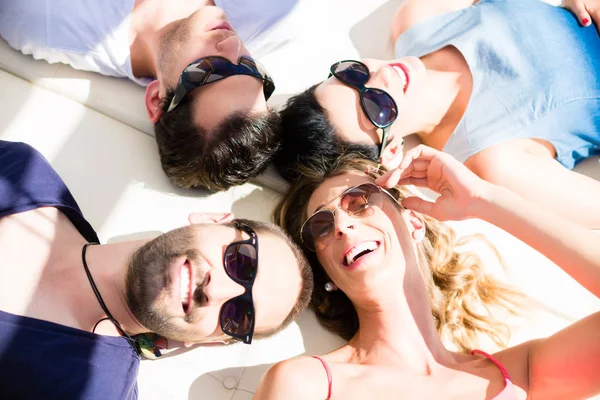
0, 0, 599, 399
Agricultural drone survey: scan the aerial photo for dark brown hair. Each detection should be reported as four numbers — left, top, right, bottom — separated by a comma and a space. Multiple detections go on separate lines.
154, 91, 281, 192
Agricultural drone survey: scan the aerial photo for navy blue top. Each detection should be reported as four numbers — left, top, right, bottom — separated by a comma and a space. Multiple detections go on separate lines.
0, 141, 139, 399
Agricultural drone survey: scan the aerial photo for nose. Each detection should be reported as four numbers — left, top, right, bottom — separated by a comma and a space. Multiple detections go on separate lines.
215, 34, 243, 63
201, 270, 246, 307
333, 209, 356, 239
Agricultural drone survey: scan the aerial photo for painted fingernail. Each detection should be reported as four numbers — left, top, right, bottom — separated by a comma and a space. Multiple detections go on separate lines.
583, 18, 590, 26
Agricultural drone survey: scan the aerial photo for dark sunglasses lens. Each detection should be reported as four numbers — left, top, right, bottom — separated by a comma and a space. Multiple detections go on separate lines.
221, 298, 253, 337
362, 89, 397, 127
239, 56, 260, 74
333, 62, 369, 87
224, 244, 257, 282
341, 184, 383, 215
303, 211, 335, 251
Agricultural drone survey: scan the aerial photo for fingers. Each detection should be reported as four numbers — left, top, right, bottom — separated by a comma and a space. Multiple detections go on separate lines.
376, 145, 442, 188
402, 196, 436, 217
589, 6, 600, 29
566, 0, 592, 26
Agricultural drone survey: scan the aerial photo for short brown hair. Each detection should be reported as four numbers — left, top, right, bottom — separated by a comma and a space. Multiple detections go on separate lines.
154, 92, 281, 191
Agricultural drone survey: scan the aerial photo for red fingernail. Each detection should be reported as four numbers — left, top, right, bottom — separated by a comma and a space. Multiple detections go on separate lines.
583, 18, 590, 26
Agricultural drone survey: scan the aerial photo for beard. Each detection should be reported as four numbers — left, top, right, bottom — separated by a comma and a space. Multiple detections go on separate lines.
125, 225, 201, 341
157, 20, 192, 88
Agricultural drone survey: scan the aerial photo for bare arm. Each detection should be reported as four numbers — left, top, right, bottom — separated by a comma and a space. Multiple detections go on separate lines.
379, 144, 600, 298
528, 312, 600, 399
473, 185, 600, 297
392, 0, 478, 42
254, 358, 329, 400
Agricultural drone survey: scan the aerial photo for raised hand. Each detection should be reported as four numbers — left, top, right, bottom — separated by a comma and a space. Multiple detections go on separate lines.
375, 145, 492, 221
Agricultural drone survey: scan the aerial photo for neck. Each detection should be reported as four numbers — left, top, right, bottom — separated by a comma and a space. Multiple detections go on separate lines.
413, 68, 466, 139
349, 267, 456, 374
129, 0, 216, 78
78, 239, 148, 335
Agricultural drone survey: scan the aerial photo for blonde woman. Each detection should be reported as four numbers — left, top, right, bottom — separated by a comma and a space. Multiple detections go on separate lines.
255, 147, 600, 399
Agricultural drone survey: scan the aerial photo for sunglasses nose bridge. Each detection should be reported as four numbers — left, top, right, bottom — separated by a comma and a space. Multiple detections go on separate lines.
206, 272, 246, 306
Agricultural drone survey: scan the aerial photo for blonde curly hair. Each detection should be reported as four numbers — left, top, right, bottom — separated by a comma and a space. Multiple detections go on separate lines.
275, 154, 523, 352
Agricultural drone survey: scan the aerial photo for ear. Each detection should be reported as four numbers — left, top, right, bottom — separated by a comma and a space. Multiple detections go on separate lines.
188, 212, 234, 225
145, 80, 164, 123
380, 136, 405, 168
407, 210, 426, 243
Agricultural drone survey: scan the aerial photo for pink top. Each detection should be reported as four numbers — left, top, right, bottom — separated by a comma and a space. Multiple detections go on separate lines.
312, 350, 518, 400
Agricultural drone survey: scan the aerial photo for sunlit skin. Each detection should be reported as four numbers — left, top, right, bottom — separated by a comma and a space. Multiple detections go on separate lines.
305, 172, 425, 305
140, 4, 267, 130
141, 224, 300, 343
315, 57, 437, 149
0, 209, 301, 346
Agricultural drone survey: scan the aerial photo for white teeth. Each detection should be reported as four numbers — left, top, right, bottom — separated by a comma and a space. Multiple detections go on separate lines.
392, 66, 407, 89
345, 241, 379, 265
180, 265, 190, 306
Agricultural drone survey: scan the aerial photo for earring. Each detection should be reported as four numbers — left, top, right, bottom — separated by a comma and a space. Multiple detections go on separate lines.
324, 282, 336, 292
413, 229, 425, 243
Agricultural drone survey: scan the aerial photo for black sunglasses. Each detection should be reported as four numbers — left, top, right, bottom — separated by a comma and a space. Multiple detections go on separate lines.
220, 221, 259, 344
167, 55, 276, 112
300, 183, 401, 252
329, 60, 399, 157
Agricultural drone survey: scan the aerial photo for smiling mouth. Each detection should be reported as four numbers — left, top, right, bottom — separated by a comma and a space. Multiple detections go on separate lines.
207, 21, 233, 32
180, 262, 193, 314
389, 63, 410, 93
343, 241, 380, 266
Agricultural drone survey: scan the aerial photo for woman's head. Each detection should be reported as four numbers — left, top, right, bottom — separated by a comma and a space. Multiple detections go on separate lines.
274, 57, 427, 180
275, 155, 522, 352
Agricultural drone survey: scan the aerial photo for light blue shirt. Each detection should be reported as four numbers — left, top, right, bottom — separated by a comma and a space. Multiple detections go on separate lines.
395, 0, 600, 169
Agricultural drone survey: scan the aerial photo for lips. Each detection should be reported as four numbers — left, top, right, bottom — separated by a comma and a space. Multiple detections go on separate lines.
206, 20, 233, 32
389, 63, 410, 93
342, 240, 380, 267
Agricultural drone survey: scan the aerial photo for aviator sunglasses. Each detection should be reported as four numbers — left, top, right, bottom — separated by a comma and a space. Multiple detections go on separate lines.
167, 55, 275, 112
300, 182, 401, 252
219, 221, 260, 344
329, 60, 399, 157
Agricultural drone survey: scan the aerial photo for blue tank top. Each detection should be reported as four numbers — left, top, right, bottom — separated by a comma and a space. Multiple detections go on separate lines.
0, 141, 139, 399
394, 0, 600, 169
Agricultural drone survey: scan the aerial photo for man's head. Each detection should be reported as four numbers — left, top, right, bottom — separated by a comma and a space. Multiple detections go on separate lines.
126, 216, 313, 344
145, 6, 280, 191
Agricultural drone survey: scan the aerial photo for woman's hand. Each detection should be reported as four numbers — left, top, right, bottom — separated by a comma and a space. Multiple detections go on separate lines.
376, 145, 493, 221
564, 0, 600, 30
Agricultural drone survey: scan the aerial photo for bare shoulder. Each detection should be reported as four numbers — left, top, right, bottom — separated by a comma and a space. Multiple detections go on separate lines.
254, 356, 330, 400
391, 0, 479, 42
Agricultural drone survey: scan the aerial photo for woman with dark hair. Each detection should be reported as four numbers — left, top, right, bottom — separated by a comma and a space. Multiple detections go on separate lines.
255, 147, 600, 399
274, 0, 600, 228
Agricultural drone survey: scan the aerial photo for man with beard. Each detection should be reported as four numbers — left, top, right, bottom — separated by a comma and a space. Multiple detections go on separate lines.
0, 0, 295, 191
0, 140, 313, 399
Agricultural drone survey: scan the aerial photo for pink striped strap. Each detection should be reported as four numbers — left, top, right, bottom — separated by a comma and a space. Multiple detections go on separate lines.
312, 355, 333, 399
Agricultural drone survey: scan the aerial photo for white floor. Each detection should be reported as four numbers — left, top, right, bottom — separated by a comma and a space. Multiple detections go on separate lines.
1, 0, 599, 398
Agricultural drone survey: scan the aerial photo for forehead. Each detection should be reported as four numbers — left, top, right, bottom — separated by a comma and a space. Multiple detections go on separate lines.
315, 79, 378, 146
306, 172, 374, 216
191, 75, 267, 132
252, 233, 301, 332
